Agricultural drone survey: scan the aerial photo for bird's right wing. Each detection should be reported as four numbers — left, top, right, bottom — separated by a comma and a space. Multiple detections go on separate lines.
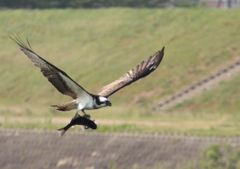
97, 47, 164, 98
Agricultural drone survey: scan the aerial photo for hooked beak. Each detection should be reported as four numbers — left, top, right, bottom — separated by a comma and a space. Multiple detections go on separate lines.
108, 101, 112, 107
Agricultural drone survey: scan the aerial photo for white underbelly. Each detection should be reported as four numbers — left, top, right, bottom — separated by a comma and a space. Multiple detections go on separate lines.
76, 95, 95, 110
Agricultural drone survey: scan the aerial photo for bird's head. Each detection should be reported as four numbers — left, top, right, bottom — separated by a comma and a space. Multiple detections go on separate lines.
94, 96, 112, 108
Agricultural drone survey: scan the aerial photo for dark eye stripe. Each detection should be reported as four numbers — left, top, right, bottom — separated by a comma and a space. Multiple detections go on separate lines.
95, 96, 102, 105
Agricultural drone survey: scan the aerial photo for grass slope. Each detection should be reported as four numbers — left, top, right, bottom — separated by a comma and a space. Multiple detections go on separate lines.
171, 73, 240, 114
0, 8, 240, 135
158, 71, 240, 134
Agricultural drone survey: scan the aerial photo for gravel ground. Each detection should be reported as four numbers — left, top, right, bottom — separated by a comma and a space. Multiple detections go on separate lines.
1, 129, 240, 169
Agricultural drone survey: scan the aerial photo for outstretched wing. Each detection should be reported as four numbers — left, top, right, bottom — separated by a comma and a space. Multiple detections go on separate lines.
11, 36, 91, 99
97, 47, 165, 97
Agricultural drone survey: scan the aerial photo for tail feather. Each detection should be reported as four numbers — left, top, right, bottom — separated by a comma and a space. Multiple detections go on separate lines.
51, 100, 77, 111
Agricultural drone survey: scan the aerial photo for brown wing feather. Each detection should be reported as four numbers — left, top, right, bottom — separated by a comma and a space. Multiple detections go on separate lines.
97, 47, 165, 97
11, 36, 91, 99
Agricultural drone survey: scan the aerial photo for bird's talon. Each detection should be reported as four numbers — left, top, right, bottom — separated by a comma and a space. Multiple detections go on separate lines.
84, 114, 91, 119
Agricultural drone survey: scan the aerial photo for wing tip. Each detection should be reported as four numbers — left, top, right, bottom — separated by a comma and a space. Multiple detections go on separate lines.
159, 46, 165, 55
10, 34, 33, 52
153, 46, 165, 59
154, 46, 165, 61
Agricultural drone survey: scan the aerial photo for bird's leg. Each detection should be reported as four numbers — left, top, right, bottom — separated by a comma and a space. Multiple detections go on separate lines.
75, 109, 81, 116
75, 109, 89, 118
81, 110, 91, 119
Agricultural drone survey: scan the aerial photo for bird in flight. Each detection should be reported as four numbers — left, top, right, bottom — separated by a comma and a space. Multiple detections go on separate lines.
11, 36, 164, 133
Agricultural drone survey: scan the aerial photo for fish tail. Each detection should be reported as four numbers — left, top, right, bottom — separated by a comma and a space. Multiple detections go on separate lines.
57, 128, 67, 136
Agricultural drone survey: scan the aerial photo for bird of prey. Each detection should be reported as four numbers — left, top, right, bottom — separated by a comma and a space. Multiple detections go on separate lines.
12, 36, 164, 132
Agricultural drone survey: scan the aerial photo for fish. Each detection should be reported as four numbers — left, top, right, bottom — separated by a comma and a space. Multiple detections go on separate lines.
57, 114, 97, 136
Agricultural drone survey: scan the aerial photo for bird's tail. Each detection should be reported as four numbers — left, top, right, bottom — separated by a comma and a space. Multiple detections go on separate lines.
51, 100, 77, 111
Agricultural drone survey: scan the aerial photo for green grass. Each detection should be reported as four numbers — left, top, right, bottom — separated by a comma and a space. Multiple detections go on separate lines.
169, 73, 240, 114
0, 8, 240, 135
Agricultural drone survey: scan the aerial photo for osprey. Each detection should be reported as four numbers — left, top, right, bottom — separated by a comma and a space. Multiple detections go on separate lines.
12, 36, 164, 132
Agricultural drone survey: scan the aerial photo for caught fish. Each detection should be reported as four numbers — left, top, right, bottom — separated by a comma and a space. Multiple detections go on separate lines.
58, 114, 97, 136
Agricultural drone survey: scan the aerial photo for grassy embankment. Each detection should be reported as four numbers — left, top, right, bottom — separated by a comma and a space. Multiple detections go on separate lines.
0, 8, 240, 135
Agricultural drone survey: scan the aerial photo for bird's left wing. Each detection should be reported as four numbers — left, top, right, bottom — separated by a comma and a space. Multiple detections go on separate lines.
97, 47, 165, 98
11, 36, 91, 99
